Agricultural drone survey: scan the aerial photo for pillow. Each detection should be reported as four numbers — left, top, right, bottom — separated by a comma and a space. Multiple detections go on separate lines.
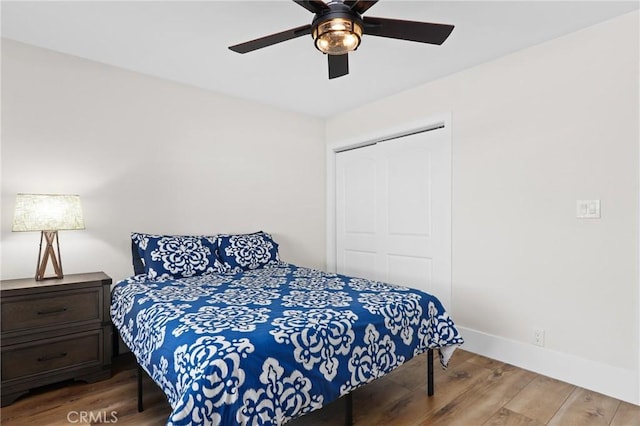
131, 233, 224, 280
131, 232, 149, 267
217, 231, 280, 271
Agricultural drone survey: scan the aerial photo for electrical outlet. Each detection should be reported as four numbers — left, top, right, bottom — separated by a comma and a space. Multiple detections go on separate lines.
533, 328, 545, 347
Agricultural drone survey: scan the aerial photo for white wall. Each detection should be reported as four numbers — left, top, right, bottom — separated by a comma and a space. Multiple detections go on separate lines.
327, 12, 639, 403
1, 39, 326, 282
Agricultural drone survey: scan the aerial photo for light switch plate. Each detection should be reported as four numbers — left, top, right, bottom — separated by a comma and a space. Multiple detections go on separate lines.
576, 200, 600, 219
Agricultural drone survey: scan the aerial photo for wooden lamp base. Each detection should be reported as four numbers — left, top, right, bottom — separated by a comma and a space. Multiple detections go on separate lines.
36, 230, 63, 281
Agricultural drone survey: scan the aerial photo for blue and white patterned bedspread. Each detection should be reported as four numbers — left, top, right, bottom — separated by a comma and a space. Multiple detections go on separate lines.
110, 263, 463, 425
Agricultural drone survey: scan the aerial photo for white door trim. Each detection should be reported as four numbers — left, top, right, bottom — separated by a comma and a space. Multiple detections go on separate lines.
326, 112, 452, 279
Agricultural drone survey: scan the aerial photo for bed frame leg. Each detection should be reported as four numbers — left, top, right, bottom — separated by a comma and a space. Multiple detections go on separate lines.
137, 363, 144, 412
112, 326, 119, 358
345, 392, 353, 426
427, 348, 434, 396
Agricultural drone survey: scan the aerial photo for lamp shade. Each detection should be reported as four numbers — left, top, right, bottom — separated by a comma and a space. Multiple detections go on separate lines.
12, 194, 85, 232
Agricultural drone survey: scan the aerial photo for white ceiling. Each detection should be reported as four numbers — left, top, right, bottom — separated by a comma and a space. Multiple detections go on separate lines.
2, 1, 638, 117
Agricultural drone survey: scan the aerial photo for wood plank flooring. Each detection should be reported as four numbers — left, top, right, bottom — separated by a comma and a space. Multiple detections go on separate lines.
1, 349, 638, 425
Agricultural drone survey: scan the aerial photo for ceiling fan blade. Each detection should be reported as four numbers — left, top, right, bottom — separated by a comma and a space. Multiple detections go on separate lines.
328, 54, 349, 79
364, 16, 454, 45
344, 0, 379, 14
229, 25, 312, 54
293, 0, 329, 14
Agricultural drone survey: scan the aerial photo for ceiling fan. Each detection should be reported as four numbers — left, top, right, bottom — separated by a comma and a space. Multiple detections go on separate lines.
229, 0, 454, 79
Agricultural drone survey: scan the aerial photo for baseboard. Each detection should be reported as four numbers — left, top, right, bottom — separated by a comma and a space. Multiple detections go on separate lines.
457, 326, 639, 405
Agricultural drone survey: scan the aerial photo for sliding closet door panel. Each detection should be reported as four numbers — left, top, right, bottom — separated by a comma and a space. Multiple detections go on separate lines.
336, 145, 378, 281
335, 126, 450, 307
422, 128, 451, 307
377, 129, 450, 306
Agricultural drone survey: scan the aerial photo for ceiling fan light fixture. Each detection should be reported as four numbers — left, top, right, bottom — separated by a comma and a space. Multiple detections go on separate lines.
313, 17, 363, 55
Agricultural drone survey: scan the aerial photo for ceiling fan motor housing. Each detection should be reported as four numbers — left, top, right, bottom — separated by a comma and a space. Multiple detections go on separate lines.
311, 2, 364, 55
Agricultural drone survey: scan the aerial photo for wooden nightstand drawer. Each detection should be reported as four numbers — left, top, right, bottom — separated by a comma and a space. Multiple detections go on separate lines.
1, 288, 102, 334
2, 330, 103, 381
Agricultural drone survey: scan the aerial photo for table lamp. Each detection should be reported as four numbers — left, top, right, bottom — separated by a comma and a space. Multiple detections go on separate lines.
12, 193, 85, 281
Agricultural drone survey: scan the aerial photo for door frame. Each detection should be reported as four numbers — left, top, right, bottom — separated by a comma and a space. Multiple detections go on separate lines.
326, 112, 452, 278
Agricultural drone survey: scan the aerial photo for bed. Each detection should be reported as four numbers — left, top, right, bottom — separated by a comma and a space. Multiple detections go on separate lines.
110, 232, 463, 425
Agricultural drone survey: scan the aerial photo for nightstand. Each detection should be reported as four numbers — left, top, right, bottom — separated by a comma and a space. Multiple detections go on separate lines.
0, 272, 112, 406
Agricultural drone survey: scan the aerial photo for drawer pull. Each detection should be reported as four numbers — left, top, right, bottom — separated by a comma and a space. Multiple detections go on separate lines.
36, 307, 68, 315
37, 352, 68, 362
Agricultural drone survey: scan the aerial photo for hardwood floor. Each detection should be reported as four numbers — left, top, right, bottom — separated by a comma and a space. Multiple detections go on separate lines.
1, 349, 638, 425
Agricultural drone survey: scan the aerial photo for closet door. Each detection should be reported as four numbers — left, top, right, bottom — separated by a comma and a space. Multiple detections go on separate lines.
335, 127, 451, 307
335, 144, 379, 281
